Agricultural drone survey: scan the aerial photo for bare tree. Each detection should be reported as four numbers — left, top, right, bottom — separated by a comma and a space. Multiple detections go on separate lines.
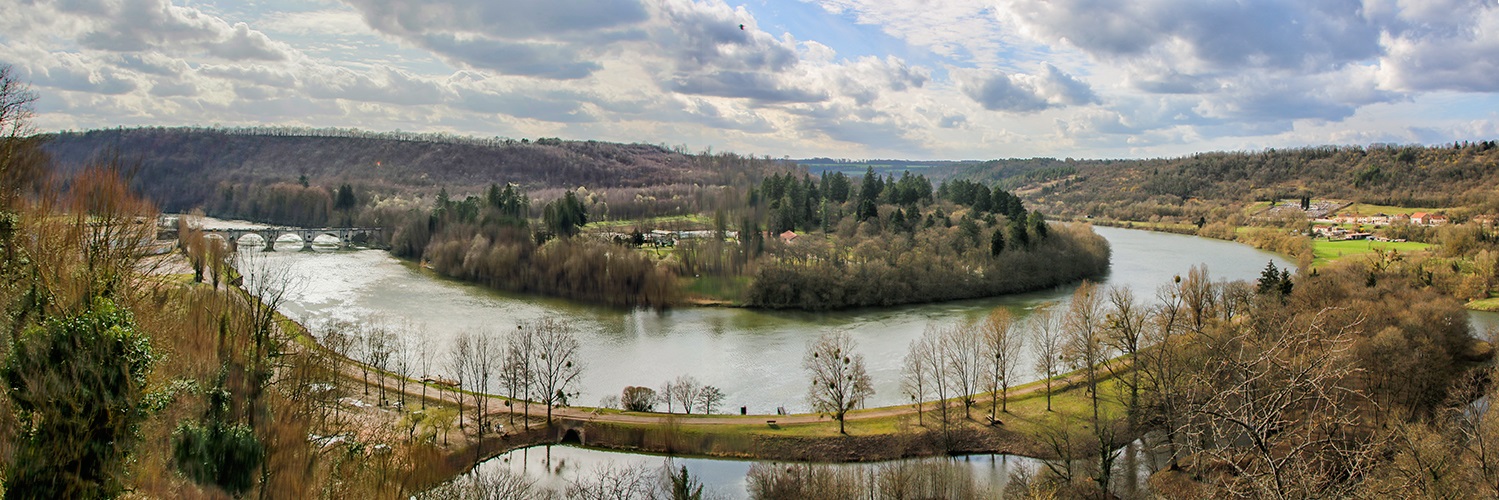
503, 324, 533, 431
941, 319, 984, 419
391, 327, 413, 409
179, 210, 208, 283
804, 330, 874, 434
366, 322, 394, 406
697, 386, 726, 415
1029, 303, 1064, 412
1181, 308, 1368, 499
0, 64, 42, 213
1181, 265, 1215, 332
1064, 281, 1109, 423
658, 379, 676, 414
669, 375, 702, 414
1144, 280, 1189, 468
448, 331, 473, 429
418, 334, 433, 409
463, 329, 498, 458
529, 317, 583, 426
981, 306, 1024, 417
901, 337, 930, 426
1104, 286, 1150, 427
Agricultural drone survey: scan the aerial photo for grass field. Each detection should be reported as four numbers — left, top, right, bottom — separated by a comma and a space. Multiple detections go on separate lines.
1347, 203, 1443, 216
1468, 295, 1499, 312
1312, 238, 1431, 266
585, 214, 710, 230
682, 275, 750, 304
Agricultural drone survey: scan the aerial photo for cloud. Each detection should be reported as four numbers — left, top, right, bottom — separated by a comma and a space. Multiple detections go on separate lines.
302, 66, 447, 106
449, 75, 596, 123
1375, 5, 1499, 92
960, 64, 1096, 112
59, 0, 293, 60
786, 101, 925, 153
998, 0, 1380, 73
669, 71, 827, 104
343, 0, 649, 79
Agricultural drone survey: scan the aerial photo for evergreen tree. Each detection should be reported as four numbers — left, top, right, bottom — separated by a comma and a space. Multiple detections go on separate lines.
3, 298, 155, 498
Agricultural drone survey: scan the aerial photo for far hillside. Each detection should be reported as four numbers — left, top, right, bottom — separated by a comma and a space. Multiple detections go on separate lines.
42, 127, 782, 226
956, 142, 1499, 222
954, 141, 1499, 309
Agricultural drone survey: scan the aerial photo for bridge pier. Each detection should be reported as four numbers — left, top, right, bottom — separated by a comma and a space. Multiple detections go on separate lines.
262, 229, 279, 252
299, 230, 316, 252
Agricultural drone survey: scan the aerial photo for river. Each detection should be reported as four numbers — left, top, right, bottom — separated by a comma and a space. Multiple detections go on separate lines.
244, 225, 1291, 412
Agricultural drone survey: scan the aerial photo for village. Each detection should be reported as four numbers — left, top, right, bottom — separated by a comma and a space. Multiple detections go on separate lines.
1257, 198, 1463, 242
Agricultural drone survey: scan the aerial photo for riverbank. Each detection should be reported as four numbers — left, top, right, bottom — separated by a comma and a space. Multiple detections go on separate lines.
268, 295, 1130, 483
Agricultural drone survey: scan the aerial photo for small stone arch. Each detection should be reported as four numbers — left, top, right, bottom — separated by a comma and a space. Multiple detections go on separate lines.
560, 428, 584, 445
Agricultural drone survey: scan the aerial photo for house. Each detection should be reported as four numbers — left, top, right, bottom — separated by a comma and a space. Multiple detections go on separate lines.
779, 230, 798, 244
1411, 212, 1449, 226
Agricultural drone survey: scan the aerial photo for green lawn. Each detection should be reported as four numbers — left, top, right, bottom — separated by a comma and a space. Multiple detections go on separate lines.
1347, 203, 1443, 216
682, 275, 750, 304
1312, 239, 1431, 266
1468, 295, 1499, 312
585, 214, 711, 231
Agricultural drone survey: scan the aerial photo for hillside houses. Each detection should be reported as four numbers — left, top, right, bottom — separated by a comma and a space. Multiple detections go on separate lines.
1410, 212, 1449, 225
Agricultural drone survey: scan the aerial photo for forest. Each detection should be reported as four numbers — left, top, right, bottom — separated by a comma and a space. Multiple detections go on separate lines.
381, 164, 1108, 309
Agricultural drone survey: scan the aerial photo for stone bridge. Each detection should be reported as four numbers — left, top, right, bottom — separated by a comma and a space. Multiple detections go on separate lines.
201, 226, 384, 251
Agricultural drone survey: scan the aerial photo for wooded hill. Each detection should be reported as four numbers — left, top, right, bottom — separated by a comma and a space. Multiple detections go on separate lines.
40, 127, 759, 214
955, 142, 1499, 222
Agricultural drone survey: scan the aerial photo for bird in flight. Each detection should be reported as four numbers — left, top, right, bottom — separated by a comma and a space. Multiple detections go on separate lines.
739, 24, 745, 30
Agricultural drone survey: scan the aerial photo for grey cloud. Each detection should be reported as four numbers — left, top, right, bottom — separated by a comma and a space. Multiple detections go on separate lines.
964, 72, 1049, 112
787, 102, 924, 152
419, 34, 600, 80
303, 67, 446, 106
833, 56, 929, 106
199, 64, 299, 88
679, 99, 774, 133
148, 79, 197, 97
20, 54, 138, 95
1129, 70, 1213, 94
1005, 0, 1380, 72
68, 0, 290, 61
962, 65, 1096, 113
343, 0, 646, 79
1378, 4, 1499, 93
669, 72, 827, 104
345, 0, 648, 39
656, 0, 798, 73
455, 87, 595, 123
113, 53, 189, 76
938, 114, 967, 129
1034, 64, 1097, 106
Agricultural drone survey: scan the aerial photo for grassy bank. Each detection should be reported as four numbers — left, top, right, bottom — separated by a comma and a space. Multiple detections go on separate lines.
1312, 239, 1431, 266
559, 372, 1129, 463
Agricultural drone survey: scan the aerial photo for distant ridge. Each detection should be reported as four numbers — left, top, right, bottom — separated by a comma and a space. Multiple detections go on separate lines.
40, 127, 733, 211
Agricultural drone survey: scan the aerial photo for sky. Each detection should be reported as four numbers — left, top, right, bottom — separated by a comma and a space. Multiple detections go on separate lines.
3, 0, 1499, 160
